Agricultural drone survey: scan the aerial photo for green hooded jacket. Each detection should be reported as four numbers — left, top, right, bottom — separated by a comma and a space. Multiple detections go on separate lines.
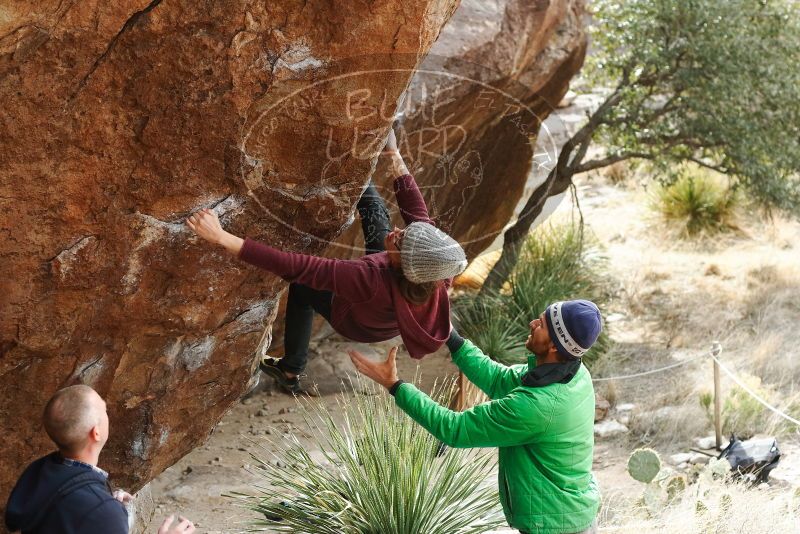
394, 339, 599, 533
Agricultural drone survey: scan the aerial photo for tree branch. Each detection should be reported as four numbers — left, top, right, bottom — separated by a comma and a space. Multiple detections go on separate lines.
573, 152, 655, 174
687, 157, 730, 175
567, 134, 594, 173
602, 89, 684, 129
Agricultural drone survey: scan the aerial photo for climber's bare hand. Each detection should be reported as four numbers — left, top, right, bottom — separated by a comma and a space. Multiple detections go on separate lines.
186, 208, 225, 244
186, 208, 245, 256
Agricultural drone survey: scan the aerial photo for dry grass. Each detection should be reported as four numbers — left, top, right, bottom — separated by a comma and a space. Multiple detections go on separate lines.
699, 256, 800, 439
590, 341, 714, 448
597, 380, 618, 407
607, 251, 800, 443
744, 263, 800, 388
576, 169, 800, 447
599, 477, 800, 533
603, 161, 634, 185
627, 402, 710, 449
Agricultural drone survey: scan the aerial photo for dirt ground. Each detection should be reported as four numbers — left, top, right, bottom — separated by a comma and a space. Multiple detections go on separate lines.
145, 172, 800, 533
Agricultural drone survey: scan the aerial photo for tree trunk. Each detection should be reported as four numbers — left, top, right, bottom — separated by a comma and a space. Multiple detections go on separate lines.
478, 84, 627, 295
480, 168, 575, 295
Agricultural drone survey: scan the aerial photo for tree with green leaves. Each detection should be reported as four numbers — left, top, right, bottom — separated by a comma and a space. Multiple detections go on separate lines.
481, 0, 800, 294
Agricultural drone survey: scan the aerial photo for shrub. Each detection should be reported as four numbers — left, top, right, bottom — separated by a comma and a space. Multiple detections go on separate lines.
601, 475, 800, 533
233, 379, 504, 533
698, 372, 800, 439
603, 161, 632, 185
720, 373, 800, 439
455, 223, 610, 366
452, 295, 527, 365
653, 166, 741, 236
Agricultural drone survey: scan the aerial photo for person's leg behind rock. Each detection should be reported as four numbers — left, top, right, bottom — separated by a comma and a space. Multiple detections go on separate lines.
357, 180, 391, 255
281, 283, 332, 374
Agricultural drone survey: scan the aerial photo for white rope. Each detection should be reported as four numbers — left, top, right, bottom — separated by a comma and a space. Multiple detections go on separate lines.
710, 352, 800, 428
591, 354, 706, 382
591, 340, 800, 428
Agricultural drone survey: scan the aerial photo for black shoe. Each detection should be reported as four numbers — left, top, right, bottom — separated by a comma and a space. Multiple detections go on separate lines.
259, 358, 317, 396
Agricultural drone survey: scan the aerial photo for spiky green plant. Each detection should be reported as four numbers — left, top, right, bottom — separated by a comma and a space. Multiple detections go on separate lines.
452, 295, 527, 366
628, 448, 662, 484
508, 223, 590, 316
232, 378, 504, 533
456, 223, 610, 366
653, 165, 741, 236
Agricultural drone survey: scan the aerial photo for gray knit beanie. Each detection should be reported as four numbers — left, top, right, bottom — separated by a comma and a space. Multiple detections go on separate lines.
400, 222, 468, 283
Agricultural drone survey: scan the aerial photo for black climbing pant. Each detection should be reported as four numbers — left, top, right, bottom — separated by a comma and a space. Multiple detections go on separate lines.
277, 181, 391, 375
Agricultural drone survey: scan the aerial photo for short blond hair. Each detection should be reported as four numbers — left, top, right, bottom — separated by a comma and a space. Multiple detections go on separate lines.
43, 385, 102, 453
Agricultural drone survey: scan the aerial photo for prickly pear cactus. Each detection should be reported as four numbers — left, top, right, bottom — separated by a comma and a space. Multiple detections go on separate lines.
641, 484, 667, 516
697, 457, 732, 484
628, 448, 662, 483
665, 474, 687, 501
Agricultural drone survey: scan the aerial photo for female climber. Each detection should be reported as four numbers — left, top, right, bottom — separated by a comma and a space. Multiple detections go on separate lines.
186, 129, 468, 394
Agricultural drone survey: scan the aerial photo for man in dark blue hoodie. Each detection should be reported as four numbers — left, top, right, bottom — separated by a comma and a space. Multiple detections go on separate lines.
4, 384, 128, 533
5, 385, 196, 534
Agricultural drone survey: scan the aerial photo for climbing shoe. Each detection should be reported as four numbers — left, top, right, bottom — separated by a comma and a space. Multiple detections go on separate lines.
259, 357, 317, 396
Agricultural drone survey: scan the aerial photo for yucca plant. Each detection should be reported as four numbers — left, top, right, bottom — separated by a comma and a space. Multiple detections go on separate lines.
452, 295, 527, 366
456, 223, 610, 366
233, 378, 504, 533
510, 224, 610, 366
654, 166, 741, 236
509, 224, 591, 318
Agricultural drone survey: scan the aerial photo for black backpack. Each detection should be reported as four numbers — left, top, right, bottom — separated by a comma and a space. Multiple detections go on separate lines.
718, 434, 781, 483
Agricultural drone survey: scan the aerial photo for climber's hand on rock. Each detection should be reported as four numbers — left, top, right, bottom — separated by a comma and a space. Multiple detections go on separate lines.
186, 208, 224, 244
382, 129, 409, 177
112, 489, 133, 504
186, 208, 244, 256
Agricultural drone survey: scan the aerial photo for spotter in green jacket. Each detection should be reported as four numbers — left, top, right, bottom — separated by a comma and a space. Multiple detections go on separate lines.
384, 300, 603, 534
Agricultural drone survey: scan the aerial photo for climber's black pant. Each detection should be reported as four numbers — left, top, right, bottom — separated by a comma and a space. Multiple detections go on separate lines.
277, 181, 391, 375
357, 181, 392, 255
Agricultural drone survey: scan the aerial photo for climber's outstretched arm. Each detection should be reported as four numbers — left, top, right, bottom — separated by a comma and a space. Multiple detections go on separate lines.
383, 129, 434, 226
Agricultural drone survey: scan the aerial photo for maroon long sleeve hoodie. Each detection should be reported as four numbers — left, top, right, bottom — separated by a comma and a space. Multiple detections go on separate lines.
238, 174, 452, 359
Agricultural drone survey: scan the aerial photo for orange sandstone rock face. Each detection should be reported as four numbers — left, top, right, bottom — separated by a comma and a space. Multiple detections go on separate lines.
0, 0, 586, 505
0, 0, 459, 500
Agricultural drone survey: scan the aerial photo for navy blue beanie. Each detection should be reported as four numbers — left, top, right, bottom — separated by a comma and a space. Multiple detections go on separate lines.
544, 300, 602, 359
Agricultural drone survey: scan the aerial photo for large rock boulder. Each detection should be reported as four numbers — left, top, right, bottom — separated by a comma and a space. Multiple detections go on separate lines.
0, 0, 459, 500
336, 0, 588, 257
0, 0, 587, 506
